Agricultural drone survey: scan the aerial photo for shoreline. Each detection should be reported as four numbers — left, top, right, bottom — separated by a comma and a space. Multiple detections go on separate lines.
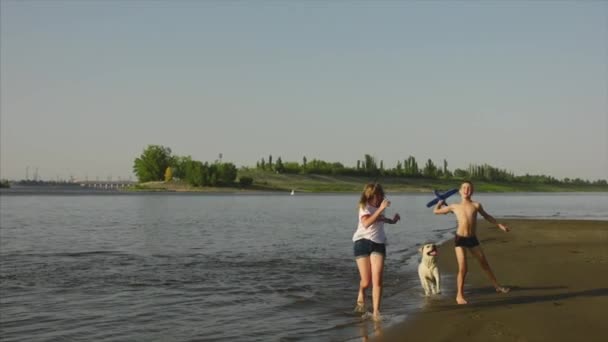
3, 187, 608, 198
128, 184, 608, 193
4, 177, 608, 194
374, 219, 608, 342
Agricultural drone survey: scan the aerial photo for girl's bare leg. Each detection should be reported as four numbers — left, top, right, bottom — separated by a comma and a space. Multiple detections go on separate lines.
355, 257, 371, 312
370, 253, 385, 319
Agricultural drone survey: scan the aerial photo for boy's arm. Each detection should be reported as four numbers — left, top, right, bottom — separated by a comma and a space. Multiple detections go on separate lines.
478, 204, 510, 232
433, 200, 452, 215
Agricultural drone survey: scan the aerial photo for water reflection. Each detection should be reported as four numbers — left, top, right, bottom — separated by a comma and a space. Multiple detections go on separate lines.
358, 317, 383, 342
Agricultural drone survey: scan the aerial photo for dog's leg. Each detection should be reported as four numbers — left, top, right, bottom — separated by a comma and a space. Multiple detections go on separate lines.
433, 267, 441, 294
419, 273, 430, 296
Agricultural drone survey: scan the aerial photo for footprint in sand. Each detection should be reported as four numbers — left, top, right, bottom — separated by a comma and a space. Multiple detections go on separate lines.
584, 257, 607, 264
489, 321, 518, 338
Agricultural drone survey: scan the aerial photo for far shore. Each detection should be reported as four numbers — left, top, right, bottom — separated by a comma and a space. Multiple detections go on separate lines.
374, 219, 608, 342
5, 171, 607, 193
128, 174, 608, 194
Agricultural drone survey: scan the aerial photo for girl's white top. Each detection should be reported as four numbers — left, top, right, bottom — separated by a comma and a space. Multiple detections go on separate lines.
352, 204, 386, 243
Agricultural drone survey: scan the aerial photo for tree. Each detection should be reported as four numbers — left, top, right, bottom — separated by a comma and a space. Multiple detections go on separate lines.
363, 154, 378, 174
282, 162, 301, 174
205, 163, 216, 185
133, 145, 173, 182
423, 159, 438, 178
171, 156, 190, 180
275, 157, 285, 173
216, 163, 238, 185
442, 159, 453, 178
239, 176, 253, 187
454, 168, 469, 179
182, 160, 204, 186
404, 156, 419, 176
164, 166, 173, 182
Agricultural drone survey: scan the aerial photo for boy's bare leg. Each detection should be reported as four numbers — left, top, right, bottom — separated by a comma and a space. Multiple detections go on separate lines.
469, 246, 510, 293
455, 247, 468, 304
370, 253, 385, 320
355, 257, 371, 312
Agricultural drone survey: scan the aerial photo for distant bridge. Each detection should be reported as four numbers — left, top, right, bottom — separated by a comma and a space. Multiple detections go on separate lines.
78, 180, 137, 190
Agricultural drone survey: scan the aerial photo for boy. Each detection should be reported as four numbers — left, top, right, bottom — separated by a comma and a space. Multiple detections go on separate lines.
434, 181, 510, 304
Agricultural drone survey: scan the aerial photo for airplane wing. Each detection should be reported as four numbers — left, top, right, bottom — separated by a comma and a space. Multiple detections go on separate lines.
426, 188, 459, 208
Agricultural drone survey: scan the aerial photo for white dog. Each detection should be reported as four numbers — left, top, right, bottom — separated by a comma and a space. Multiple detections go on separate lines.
418, 243, 441, 296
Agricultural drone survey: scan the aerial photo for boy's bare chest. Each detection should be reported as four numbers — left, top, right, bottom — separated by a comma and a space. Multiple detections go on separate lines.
454, 204, 478, 220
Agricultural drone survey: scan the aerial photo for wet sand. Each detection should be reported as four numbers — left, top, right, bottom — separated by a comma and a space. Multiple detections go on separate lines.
376, 219, 608, 342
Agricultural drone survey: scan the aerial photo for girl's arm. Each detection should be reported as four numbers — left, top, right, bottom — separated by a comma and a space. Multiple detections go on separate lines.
382, 213, 401, 224
361, 210, 384, 228
361, 200, 389, 228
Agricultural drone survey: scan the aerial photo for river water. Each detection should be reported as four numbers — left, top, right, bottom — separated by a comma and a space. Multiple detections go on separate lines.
1, 191, 606, 341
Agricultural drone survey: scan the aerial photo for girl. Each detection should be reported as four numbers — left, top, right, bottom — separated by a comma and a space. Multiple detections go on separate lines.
352, 183, 401, 321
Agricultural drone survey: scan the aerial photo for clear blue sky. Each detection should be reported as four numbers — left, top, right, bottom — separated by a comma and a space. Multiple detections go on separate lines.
1, 1, 607, 181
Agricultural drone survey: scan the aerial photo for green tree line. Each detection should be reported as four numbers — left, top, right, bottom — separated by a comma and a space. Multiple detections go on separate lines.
133, 145, 245, 187
134, 146, 607, 187
254, 153, 607, 185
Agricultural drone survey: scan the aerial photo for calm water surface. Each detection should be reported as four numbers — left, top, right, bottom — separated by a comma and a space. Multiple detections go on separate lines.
1, 192, 606, 341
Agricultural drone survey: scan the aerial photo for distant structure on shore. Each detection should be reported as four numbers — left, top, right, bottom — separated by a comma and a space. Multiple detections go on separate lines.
8, 179, 136, 190
77, 180, 136, 190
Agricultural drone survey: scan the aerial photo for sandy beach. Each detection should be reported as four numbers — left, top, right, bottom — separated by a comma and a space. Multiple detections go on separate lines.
376, 219, 608, 342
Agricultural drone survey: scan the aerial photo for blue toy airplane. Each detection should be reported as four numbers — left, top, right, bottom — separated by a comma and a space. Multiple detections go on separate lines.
425, 188, 459, 208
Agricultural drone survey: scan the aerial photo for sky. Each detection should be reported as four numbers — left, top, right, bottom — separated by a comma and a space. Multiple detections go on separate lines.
1, 1, 607, 181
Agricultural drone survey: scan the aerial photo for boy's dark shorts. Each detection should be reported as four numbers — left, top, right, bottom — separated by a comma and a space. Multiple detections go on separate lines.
354, 239, 386, 258
454, 234, 480, 248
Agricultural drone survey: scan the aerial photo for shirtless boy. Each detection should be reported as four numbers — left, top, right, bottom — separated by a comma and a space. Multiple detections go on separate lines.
434, 181, 510, 304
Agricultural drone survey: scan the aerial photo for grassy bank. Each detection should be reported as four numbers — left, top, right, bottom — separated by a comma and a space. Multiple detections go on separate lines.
130, 170, 608, 193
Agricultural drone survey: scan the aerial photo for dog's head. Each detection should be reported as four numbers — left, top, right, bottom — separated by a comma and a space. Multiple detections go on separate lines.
419, 243, 438, 258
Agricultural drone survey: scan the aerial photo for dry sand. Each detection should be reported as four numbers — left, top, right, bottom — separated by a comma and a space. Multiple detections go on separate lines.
375, 219, 608, 342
